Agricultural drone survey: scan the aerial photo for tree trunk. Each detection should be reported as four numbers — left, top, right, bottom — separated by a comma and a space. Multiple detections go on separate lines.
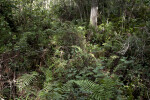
90, 0, 98, 27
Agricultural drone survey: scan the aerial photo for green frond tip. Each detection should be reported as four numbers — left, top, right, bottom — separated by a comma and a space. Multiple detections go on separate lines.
71, 45, 83, 53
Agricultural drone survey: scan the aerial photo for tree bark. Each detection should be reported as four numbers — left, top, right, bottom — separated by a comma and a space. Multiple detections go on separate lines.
90, 0, 98, 27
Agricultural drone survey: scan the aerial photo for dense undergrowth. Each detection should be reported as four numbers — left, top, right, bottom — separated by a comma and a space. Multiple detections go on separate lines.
0, 0, 150, 100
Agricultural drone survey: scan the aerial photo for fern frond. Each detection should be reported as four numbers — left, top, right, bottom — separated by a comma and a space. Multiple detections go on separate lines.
40, 67, 53, 82
71, 45, 83, 53
38, 83, 53, 96
37, 82, 62, 100
74, 80, 100, 93
72, 79, 116, 100
16, 71, 39, 91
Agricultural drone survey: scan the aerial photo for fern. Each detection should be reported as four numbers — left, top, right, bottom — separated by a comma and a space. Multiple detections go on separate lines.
40, 67, 53, 83
74, 80, 99, 93
69, 79, 118, 100
37, 82, 62, 100
16, 71, 39, 91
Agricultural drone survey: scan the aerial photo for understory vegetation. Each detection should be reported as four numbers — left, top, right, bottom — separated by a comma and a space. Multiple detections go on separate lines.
0, 0, 150, 100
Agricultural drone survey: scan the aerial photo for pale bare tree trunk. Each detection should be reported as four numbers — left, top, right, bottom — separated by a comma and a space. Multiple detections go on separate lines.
90, 0, 98, 27
46, 0, 50, 9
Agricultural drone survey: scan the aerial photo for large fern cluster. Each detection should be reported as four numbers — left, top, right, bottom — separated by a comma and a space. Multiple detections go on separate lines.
62, 78, 121, 100
16, 66, 63, 100
16, 71, 39, 91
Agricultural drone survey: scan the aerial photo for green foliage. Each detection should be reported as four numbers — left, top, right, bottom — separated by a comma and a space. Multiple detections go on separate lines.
17, 71, 39, 91
37, 82, 62, 100
1, 0, 150, 100
60, 76, 123, 100
73, 79, 120, 100
0, 0, 15, 53
0, 16, 11, 52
